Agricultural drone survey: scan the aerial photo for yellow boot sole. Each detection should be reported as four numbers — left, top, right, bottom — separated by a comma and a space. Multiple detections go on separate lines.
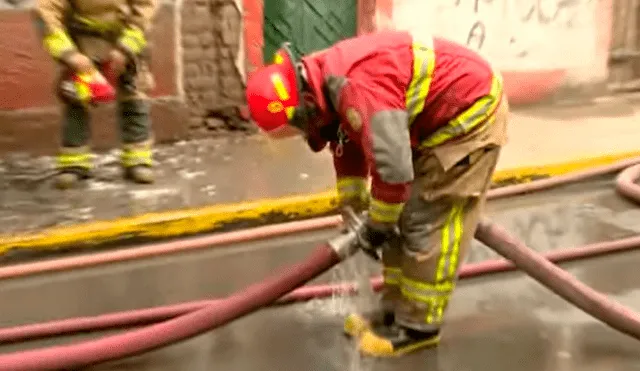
343, 313, 372, 338
358, 329, 441, 358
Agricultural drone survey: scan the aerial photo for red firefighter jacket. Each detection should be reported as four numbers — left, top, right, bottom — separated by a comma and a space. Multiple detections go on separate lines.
300, 30, 503, 225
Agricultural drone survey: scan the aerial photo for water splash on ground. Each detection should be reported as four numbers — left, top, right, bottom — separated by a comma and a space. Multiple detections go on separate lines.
294, 253, 381, 370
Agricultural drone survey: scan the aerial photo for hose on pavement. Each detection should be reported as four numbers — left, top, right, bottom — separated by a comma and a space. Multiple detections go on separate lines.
0, 243, 346, 371
1, 159, 640, 370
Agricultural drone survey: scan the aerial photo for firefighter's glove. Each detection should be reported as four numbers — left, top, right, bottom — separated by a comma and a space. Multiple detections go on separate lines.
357, 220, 399, 261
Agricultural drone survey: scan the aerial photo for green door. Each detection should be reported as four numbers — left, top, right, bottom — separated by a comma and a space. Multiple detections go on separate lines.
263, 0, 358, 63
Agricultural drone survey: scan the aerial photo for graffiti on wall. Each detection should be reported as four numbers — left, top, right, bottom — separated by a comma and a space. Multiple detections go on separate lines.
393, 0, 599, 70
458, 0, 596, 58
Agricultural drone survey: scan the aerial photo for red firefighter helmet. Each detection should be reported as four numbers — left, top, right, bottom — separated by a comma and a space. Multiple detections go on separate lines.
245, 43, 305, 137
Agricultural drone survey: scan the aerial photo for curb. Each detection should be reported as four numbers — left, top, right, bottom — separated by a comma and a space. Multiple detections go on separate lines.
1, 150, 640, 258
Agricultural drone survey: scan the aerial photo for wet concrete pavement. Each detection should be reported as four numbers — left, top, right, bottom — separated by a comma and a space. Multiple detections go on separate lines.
1, 179, 640, 370
3, 97, 640, 235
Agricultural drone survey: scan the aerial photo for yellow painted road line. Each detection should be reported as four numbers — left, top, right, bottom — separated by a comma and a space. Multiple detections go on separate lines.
0, 192, 339, 254
492, 151, 640, 183
1, 150, 640, 255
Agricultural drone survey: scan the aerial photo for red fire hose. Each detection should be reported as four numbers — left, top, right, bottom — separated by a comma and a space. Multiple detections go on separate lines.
1, 158, 640, 370
0, 243, 348, 370
4, 235, 640, 345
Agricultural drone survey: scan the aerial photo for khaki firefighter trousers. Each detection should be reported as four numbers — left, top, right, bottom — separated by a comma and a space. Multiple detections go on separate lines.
381, 95, 509, 332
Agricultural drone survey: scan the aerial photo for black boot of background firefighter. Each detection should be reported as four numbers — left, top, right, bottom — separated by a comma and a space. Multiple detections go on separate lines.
54, 63, 155, 189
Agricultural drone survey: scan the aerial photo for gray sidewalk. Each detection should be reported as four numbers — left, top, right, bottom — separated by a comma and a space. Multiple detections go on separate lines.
1, 95, 640, 236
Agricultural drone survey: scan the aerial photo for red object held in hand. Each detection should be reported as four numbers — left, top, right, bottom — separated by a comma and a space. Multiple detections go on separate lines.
70, 70, 116, 104
100, 60, 119, 88
89, 78, 116, 103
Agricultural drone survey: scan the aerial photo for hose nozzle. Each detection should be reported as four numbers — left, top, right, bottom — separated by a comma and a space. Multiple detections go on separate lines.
327, 207, 365, 260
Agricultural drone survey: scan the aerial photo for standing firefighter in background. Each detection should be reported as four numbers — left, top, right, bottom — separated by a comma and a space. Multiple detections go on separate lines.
33, 0, 158, 189
245, 30, 509, 357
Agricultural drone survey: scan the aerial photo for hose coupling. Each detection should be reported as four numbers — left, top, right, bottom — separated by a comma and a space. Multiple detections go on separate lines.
328, 207, 365, 260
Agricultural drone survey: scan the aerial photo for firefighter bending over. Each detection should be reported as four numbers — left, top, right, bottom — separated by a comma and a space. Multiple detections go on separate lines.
245, 30, 509, 357
33, 0, 158, 189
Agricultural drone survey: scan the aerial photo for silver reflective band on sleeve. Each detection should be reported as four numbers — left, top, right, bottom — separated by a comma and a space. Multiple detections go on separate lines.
369, 198, 405, 224
337, 177, 368, 199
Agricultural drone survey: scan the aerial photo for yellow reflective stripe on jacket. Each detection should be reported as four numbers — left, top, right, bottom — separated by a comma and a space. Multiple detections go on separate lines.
118, 27, 147, 55
337, 177, 368, 200
121, 148, 153, 167
57, 153, 92, 169
43, 30, 76, 60
369, 198, 404, 224
435, 200, 466, 283
420, 73, 503, 149
406, 37, 436, 125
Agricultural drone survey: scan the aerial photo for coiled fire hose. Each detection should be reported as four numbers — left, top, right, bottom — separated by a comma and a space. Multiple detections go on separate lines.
1, 160, 640, 370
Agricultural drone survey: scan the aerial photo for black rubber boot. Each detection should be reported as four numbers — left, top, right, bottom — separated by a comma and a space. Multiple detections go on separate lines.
358, 326, 440, 357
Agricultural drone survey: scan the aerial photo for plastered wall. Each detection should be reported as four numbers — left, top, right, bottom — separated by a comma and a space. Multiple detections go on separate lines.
389, 0, 613, 104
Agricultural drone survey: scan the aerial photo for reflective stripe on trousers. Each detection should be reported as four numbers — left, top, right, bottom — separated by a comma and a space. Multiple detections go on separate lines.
121, 146, 153, 167
383, 199, 467, 326
57, 149, 92, 169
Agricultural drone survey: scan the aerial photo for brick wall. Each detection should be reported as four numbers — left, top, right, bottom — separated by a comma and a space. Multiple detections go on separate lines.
0, 1, 192, 156
180, 0, 252, 137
